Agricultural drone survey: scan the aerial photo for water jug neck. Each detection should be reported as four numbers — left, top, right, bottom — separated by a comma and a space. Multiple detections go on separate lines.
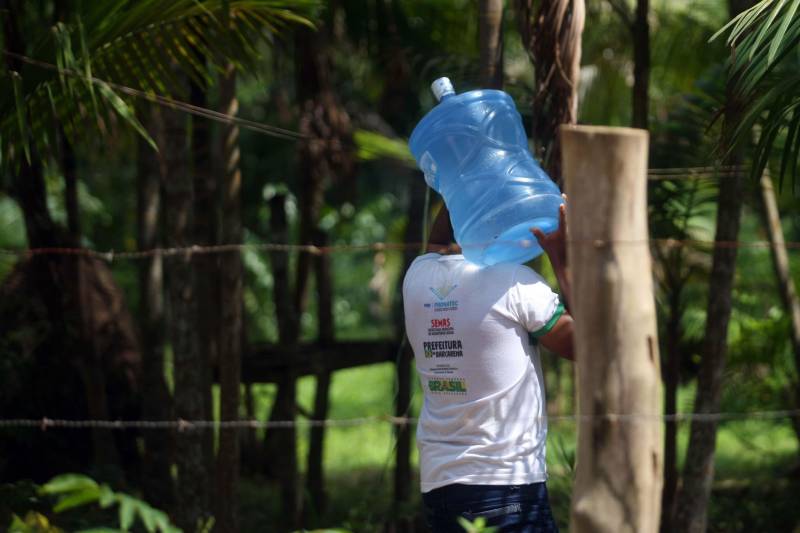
431, 77, 455, 102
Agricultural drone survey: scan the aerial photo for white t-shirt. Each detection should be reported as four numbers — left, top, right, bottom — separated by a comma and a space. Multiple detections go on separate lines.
402, 253, 563, 493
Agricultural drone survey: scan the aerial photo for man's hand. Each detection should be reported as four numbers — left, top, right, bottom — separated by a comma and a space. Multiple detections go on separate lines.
531, 196, 567, 270
532, 195, 572, 310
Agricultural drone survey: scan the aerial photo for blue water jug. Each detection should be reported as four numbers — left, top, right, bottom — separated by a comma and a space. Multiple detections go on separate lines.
409, 77, 564, 266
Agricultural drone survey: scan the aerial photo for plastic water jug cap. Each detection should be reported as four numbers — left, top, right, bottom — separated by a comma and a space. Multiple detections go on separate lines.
431, 77, 455, 102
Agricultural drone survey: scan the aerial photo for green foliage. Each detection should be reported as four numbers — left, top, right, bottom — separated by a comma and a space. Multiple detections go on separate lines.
456, 516, 497, 533
712, 0, 800, 186
0, 0, 316, 177
354, 130, 414, 165
8, 512, 65, 533
34, 474, 180, 533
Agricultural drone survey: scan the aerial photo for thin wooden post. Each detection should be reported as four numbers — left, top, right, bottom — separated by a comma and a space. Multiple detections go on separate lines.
760, 172, 800, 444
560, 125, 662, 533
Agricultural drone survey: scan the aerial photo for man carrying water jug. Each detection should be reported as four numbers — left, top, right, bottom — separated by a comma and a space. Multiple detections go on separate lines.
402, 202, 574, 533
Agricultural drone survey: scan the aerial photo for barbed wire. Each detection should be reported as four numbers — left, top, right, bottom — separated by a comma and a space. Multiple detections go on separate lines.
0, 236, 791, 263
1, 409, 798, 431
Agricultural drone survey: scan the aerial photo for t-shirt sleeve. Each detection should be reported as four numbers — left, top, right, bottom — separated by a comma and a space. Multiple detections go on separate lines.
507, 266, 563, 337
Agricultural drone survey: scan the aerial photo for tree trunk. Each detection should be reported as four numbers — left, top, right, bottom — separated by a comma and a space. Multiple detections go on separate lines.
759, 172, 800, 452
215, 61, 243, 533
9, 151, 59, 249
162, 94, 210, 531
659, 287, 682, 532
61, 132, 81, 241
605, 0, 649, 128
137, 107, 174, 509
515, 0, 585, 182
190, 75, 218, 486
632, 0, 649, 129
265, 194, 301, 528
673, 3, 754, 531
561, 126, 662, 533
392, 172, 427, 532
673, 150, 745, 533
269, 195, 300, 344
479, 0, 505, 89
376, 0, 419, 137
307, 229, 334, 517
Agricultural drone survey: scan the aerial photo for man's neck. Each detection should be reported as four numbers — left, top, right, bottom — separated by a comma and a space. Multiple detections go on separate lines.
426, 242, 462, 255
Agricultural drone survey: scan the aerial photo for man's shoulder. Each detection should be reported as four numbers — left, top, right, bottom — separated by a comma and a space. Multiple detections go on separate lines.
403, 253, 442, 292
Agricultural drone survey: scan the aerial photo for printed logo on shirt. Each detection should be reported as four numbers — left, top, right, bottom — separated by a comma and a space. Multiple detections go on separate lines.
428, 317, 454, 336
424, 283, 459, 311
428, 378, 467, 394
430, 283, 457, 300
422, 339, 463, 358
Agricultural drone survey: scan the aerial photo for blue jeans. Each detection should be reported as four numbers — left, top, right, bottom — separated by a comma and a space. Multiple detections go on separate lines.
422, 482, 559, 532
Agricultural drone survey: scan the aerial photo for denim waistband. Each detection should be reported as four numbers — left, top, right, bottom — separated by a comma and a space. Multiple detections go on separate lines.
422, 482, 548, 508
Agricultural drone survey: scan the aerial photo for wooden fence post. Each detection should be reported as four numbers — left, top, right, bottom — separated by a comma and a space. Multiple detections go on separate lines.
560, 125, 662, 533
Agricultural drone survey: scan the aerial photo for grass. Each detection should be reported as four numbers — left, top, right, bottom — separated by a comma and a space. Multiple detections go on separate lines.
236, 362, 800, 532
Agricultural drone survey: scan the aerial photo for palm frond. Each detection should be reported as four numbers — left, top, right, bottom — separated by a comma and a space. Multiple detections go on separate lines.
1, 0, 317, 172
712, 0, 800, 185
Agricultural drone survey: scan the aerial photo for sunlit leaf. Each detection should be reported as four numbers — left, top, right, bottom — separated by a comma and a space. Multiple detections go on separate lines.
53, 487, 103, 513
41, 474, 99, 495
117, 495, 135, 530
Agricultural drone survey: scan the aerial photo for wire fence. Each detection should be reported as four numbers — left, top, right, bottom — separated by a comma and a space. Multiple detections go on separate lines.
0, 236, 794, 263
1, 409, 799, 431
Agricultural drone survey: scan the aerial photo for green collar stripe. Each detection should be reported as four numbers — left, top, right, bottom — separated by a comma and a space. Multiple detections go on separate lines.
531, 303, 565, 338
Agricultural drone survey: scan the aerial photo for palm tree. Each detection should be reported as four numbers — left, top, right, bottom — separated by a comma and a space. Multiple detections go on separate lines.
713, 0, 800, 185
713, 0, 800, 463
674, 2, 757, 531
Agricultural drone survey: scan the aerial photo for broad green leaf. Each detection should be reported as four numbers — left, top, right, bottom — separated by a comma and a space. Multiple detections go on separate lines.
117, 495, 135, 530
53, 487, 103, 513
98, 485, 116, 508
40, 474, 99, 495
139, 503, 158, 531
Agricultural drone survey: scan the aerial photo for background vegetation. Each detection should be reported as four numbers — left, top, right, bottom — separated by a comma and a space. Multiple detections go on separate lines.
1, 0, 800, 531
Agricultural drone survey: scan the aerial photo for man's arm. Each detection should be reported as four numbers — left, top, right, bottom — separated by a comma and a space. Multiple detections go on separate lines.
539, 314, 574, 360
532, 198, 571, 309
532, 196, 574, 360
